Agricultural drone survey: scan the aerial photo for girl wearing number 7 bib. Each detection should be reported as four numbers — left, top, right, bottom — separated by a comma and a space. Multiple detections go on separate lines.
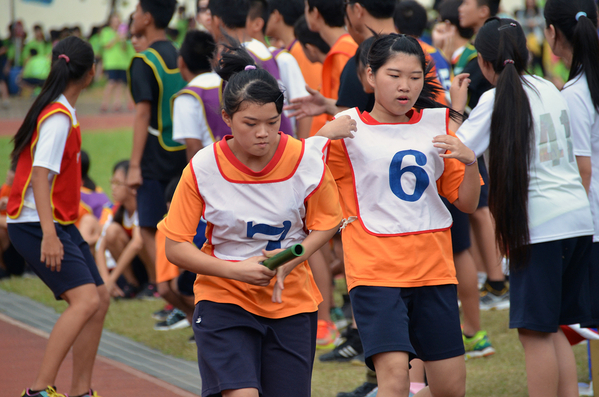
156, 41, 353, 397
455, 18, 594, 397
321, 33, 481, 397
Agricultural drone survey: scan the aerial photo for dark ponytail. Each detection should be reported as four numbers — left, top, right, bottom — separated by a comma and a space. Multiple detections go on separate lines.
367, 33, 463, 122
544, 0, 599, 111
475, 18, 532, 268
213, 35, 284, 116
112, 160, 130, 226
11, 36, 94, 162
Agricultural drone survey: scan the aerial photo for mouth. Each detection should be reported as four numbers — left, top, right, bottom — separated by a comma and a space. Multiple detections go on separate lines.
397, 96, 410, 105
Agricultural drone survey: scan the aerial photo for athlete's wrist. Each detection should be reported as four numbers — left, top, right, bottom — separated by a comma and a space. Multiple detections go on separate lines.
465, 150, 477, 166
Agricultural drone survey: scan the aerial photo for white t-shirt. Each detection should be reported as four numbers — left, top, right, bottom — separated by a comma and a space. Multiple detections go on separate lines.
172, 72, 221, 146
8, 94, 77, 223
456, 74, 594, 244
562, 73, 599, 242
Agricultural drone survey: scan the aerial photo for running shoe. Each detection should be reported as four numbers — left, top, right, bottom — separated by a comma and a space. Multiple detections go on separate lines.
136, 283, 160, 300
152, 305, 174, 321
463, 330, 495, 359
316, 319, 339, 349
21, 386, 66, 397
154, 308, 190, 331
479, 282, 510, 311
320, 326, 363, 362
336, 382, 378, 397
83, 390, 102, 397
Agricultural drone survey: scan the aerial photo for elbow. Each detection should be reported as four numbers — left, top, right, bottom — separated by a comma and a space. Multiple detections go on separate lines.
453, 197, 479, 214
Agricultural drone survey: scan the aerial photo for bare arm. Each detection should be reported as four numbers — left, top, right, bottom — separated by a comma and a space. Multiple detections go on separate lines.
448, 73, 470, 132
127, 101, 151, 189
576, 156, 591, 195
165, 238, 276, 286
433, 136, 481, 213
270, 224, 340, 303
295, 116, 313, 140
185, 138, 204, 162
31, 167, 64, 271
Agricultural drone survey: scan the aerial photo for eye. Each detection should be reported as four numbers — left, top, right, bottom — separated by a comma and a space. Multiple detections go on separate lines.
269, 121, 278, 125
245, 123, 256, 127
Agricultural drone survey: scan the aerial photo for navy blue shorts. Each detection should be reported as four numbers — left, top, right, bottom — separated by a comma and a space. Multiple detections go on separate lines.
510, 236, 592, 332
7, 223, 104, 299
137, 178, 168, 228
105, 69, 127, 83
580, 241, 599, 328
442, 197, 471, 253
350, 285, 464, 370
477, 157, 489, 208
193, 301, 317, 397
177, 270, 196, 296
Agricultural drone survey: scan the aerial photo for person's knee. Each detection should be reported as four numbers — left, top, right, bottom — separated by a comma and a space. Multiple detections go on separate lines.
518, 328, 551, 347
105, 223, 125, 246
96, 285, 111, 314
372, 352, 410, 394
430, 378, 465, 397
157, 281, 174, 298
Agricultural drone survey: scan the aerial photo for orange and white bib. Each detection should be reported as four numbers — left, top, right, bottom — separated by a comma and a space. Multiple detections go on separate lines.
192, 135, 329, 260
338, 107, 453, 236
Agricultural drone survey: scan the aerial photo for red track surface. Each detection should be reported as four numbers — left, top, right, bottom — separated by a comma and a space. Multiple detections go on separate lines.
0, 313, 197, 397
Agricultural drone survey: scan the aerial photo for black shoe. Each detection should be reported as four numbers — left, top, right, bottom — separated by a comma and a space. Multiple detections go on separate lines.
320, 326, 363, 362
336, 382, 377, 397
188, 334, 196, 344
136, 283, 159, 300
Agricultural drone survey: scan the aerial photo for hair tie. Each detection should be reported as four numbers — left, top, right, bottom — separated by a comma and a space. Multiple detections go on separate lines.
576, 11, 587, 21
503, 59, 514, 66
244, 65, 256, 71
58, 54, 70, 63
498, 22, 518, 31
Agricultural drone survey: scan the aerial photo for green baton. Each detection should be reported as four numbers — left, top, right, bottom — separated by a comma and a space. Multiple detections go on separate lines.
262, 244, 306, 270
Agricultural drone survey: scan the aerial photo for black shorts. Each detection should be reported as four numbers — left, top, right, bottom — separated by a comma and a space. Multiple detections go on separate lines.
137, 178, 168, 228
177, 270, 196, 296
350, 285, 464, 370
477, 157, 489, 208
581, 242, 599, 328
442, 197, 471, 253
510, 236, 593, 332
105, 69, 127, 83
193, 301, 317, 397
7, 222, 104, 299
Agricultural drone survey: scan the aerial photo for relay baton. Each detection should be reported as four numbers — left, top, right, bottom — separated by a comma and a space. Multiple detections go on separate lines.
262, 244, 305, 270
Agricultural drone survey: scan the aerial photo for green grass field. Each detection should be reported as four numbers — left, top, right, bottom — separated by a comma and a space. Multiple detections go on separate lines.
0, 131, 592, 396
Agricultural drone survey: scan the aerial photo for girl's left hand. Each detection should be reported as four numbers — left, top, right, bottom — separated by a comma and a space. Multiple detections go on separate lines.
316, 115, 357, 140
433, 135, 476, 164
262, 248, 294, 303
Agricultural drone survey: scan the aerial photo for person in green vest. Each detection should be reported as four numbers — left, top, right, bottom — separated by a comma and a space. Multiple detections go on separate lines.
19, 48, 50, 93
21, 25, 51, 66
100, 14, 130, 112
126, 0, 187, 298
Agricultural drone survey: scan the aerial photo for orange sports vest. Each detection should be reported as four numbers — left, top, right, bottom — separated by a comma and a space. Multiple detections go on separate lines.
7, 102, 82, 224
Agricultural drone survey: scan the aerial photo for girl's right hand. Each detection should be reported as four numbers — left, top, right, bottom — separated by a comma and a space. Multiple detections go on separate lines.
231, 256, 277, 286
41, 233, 64, 272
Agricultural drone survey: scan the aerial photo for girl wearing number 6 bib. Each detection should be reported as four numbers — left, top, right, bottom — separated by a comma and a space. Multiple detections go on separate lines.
455, 18, 594, 397
157, 41, 351, 397
320, 33, 481, 397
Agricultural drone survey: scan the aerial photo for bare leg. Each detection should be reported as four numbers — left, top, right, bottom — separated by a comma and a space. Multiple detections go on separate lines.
139, 227, 157, 283
157, 279, 194, 317
112, 81, 125, 111
222, 388, 259, 397
469, 208, 504, 282
371, 351, 410, 397
309, 247, 332, 322
69, 285, 110, 395
100, 80, 116, 111
31, 284, 101, 391
414, 355, 466, 397
553, 329, 579, 397
518, 328, 561, 397
454, 249, 480, 335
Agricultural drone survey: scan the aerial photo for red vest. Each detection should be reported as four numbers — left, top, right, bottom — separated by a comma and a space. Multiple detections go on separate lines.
7, 102, 82, 224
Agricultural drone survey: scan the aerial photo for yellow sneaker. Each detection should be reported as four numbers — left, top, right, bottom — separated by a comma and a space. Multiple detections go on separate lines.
21, 386, 66, 397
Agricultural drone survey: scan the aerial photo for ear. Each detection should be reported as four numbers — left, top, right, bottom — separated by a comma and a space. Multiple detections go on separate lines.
366, 66, 375, 87
222, 109, 232, 127
478, 5, 490, 20
545, 24, 556, 41
353, 2, 366, 18
247, 16, 265, 35
272, 9, 283, 25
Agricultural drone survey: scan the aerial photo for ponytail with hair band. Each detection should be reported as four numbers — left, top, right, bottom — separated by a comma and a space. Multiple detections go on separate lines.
58, 54, 70, 63
575, 11, 587, 21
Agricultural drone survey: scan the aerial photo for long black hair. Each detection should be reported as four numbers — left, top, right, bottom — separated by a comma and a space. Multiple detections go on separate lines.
11, 36, 94, 162
475, 18, 532, 268
367, 33, 462, 122
544, 0, 599, 111
112, 160, 130, 226
213, 36, 284, 116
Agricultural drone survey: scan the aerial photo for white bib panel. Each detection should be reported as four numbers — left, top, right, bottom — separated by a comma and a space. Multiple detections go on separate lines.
339, 108, 453, 236
192, 136, 329, 260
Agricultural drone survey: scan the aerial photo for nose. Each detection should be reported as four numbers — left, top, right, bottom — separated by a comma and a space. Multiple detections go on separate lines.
256, 123, 269, 138
397, 77, 410, 92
